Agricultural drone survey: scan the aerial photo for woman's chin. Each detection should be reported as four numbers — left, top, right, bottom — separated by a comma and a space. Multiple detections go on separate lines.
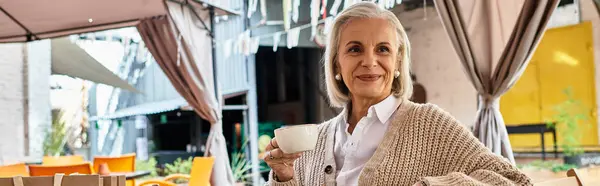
351, 89, 387, 99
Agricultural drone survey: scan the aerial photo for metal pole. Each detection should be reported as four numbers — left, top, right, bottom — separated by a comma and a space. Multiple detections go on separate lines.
243, 0, 260, 184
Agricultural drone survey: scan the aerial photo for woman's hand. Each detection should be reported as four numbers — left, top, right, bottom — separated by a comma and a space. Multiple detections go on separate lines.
263, 138, 303, 182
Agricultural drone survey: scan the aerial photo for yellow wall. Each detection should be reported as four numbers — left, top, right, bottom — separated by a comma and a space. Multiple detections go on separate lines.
500, 21, 598, 148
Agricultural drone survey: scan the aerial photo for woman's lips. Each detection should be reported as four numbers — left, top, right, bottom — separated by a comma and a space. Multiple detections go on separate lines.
356, 74, 381, 81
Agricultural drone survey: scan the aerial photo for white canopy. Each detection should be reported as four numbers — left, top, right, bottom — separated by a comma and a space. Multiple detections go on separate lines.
0, 0, 239, 43
51, 38, 141, 93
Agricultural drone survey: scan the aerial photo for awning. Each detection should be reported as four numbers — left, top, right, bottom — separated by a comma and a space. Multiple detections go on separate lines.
168, 0, 242, 16
89, 98, 188, 121
51, 38, 141, 93
0, 0, 239, 43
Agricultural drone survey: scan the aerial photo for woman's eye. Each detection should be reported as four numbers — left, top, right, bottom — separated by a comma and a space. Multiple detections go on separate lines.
348, 46, 361, 53
377, 46, 390, 53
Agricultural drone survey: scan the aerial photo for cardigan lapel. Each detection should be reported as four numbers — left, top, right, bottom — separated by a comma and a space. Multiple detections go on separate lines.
358, 100, 416, 184
323, 112, 342, 186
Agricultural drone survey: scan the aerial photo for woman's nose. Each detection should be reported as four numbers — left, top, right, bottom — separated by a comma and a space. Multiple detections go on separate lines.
361, 52, 377, 68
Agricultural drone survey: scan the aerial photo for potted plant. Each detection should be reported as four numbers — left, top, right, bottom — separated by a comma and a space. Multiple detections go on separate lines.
163, 157, 194, 183
547, 88, 591, 165
43, 109, 68, 156
231, 140, 270, 186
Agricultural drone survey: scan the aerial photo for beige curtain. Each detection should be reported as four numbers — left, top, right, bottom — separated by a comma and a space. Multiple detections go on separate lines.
136, 2, 234, 185
433, 0, 560, 164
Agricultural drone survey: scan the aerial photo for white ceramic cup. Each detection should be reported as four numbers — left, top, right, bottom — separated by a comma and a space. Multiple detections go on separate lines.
274, 124, 319, 154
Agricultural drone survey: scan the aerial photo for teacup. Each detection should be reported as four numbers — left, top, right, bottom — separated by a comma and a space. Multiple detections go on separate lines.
274, 124, 319, 154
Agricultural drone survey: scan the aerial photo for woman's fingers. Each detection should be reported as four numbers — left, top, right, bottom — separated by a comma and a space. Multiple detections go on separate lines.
263, 149, 303, 164
265, 138, 279, 151
270, 138, 279, 148
269, 148, 302, 159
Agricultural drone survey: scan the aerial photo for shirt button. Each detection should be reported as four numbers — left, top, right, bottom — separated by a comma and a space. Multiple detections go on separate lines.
324, 165, 333, 174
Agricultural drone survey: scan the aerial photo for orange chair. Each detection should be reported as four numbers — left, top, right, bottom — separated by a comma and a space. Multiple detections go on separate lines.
93, 153, 136, 186
0, 163, 29, 177
138, 157, 215, 186
42, 155, 86, 165
28, 162, 94, 176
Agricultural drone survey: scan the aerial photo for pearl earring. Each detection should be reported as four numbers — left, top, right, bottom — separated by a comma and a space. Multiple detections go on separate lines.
394, 70, 400, 78
335, 74, 341, 80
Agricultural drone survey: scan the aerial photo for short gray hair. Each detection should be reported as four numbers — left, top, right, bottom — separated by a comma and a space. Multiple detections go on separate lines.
323, 1, 413, 108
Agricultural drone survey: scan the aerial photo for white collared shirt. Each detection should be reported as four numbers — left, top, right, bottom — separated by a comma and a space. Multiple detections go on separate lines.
333, 95, 402, 186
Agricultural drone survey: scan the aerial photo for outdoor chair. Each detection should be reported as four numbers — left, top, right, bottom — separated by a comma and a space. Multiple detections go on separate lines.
93, 153, 136, 186
42, 155, 86, 166
534, 176, 580, 186
28, 162, 94, 176
533, 167, 599, 186
138, 157, 214, 186
0, 163, 29, 177
567, 167, 600, 185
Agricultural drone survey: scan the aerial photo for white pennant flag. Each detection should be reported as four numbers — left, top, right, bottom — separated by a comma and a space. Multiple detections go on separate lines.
397, 0, 402, 4
260, 0, 267, 19
234, 35, 242, 54
273, 32, 281, 52
310, 0, 320, 39
251, 37, 260, 54
323, 16, 334, 35
223, 39, 232, 59
283, 0, 292, 30
247, 0, 258, 18
242, 31, 251, 56
287, 27, 300, 49
292, 0, 301, 23
330, 0, 342, 16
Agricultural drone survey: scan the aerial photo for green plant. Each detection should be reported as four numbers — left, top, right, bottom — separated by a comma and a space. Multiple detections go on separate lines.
135, 157, 158, 177
231, 140, 270, 185
164, 157, 193, 183
546, 87, 590, 157
43, 109, 67, 156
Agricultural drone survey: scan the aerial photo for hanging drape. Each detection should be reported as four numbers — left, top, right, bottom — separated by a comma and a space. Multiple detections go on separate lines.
433, 0, 560, 164
136, 2, 234, 185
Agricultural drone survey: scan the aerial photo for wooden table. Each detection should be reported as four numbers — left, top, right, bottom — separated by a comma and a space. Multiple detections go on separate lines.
110, 171, 151, 180
506, 123, 558, 160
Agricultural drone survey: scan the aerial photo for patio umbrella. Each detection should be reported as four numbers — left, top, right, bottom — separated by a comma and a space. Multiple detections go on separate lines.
1, 0, 240, 185
0, 0, 165, 43
433, 0, 560, 164
0, 0, 238, 43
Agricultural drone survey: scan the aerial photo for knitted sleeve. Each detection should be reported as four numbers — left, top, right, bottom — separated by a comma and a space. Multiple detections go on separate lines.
266, 169, 300, 186
265, 137, 310, 186
416, 105, 532, 186
265, 120, 333, 186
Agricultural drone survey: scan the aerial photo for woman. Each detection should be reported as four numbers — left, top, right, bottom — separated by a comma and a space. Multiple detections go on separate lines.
263, 2, 531, 186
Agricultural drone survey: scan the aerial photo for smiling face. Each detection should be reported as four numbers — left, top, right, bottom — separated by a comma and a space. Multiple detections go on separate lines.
336, 17, 399, 101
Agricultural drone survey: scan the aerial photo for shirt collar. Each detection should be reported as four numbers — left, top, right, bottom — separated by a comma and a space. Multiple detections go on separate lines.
340, 94, 402, 126
373, 95, 402, 125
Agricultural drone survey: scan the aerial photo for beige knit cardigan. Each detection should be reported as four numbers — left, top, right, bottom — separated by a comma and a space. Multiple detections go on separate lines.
267, 101, 532, 186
